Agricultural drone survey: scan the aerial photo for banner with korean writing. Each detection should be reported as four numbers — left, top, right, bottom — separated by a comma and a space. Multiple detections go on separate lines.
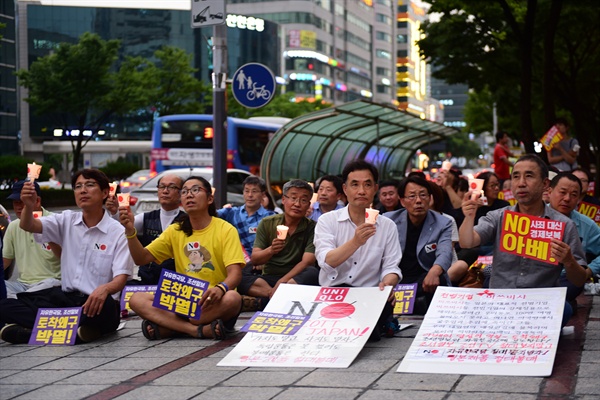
241, 312, 308, 335
540, 126, 563, 151
577, 201, 600, 227
218, 284, 391, 368
500, 210, 564, 265
120, 285, 157, 316
153, 269, 208, 320
29, 307, 81, 346
393, 283, 418, 314
497, 190, 516, 206
398, 286, 565, 376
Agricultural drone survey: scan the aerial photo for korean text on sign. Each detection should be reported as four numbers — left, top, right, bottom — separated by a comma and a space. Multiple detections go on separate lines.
500, 211, 565, 265
29, 307, 81, 346
577, 201, 600, 228
540, 126, 563, 152
152, 269, 208, 320
120, 285, 157, 313
393, 283, 418, 314
241, 312, 308, 335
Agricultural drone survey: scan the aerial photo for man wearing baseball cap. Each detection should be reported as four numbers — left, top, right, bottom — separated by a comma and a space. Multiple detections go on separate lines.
2, 180, 61, 299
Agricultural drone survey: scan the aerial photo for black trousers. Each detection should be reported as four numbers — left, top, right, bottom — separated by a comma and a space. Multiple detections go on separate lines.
0, 287, 120, 334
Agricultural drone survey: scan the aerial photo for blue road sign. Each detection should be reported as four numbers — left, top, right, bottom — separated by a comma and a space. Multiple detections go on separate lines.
231, 63, 276, 109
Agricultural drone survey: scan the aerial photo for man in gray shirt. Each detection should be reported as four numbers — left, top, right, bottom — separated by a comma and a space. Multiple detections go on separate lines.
459, 154, 587, 326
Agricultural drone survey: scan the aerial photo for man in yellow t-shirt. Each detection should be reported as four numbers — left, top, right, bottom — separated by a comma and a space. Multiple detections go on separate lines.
119, 176, 245, 340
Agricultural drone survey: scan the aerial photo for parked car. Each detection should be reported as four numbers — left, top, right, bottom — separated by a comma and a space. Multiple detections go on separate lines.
120, 169, 156, 193
129, 167, 251, 215
37, 179, 62, 190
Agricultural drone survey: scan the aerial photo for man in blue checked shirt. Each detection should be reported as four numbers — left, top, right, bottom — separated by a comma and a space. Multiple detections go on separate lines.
217, 176, 275, 258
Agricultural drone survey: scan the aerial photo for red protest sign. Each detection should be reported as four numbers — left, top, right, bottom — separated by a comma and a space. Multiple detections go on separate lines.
500, 210, 565, 265
540, 126, 563, 152
577, 201, 600, 227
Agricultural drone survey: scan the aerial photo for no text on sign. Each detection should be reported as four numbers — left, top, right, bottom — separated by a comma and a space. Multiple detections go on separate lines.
191, 0, 225, 28
232, 63, 276, 109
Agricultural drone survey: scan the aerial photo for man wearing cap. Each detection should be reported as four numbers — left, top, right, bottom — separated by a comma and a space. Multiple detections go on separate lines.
3, 180, 61, 298
0, 169, 134, 344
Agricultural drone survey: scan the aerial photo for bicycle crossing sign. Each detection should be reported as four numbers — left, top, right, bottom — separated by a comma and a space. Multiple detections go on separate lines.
191, 0, 225, 28
231, 63, 276, 109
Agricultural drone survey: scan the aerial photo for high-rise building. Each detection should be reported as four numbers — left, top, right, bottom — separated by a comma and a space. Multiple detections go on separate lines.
227, 0, 398, 106
0, 0, 19, 156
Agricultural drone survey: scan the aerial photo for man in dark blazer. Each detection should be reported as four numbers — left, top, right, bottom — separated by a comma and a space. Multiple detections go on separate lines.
386, 175, 453, 314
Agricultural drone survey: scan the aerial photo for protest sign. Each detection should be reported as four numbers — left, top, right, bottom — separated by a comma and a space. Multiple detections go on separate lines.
241, 312, 308, 335
477, 255, 493, 265
393, 283, 418, 314
120, 285, 157, 316
497, 190, 516, 206
577, 201, 600, 227
398, 286, 565, 376
500, 210, 564, 265
30, 307, 81, 345
153, 269, 208, 320
218, 284, 391, 368
540, 126, 563, 152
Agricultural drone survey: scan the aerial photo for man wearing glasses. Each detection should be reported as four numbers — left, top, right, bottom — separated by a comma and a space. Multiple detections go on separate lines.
127, 174, 185, 285
217, 175, 275, 257
314, 160, 402, 341
0, 169, 134, 344
386, 175, 454, 314
239, 179, 318, 311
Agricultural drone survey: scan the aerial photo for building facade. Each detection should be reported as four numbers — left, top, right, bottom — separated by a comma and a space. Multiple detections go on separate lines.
227, 0, 398, 106
0, 0, 19, 156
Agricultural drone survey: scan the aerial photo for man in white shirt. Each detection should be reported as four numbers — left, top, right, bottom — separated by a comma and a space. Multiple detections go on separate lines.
314, 160, 402, 340
0, 169, 133, 344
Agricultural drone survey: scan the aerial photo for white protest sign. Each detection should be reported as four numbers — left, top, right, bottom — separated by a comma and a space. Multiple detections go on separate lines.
398, 286, 565, 376
219, 284, 391, 368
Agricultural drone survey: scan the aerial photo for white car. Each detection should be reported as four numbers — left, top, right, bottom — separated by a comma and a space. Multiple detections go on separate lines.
129, 167, 251, 215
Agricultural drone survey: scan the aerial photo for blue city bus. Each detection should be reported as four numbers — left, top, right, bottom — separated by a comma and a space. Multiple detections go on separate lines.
150, 114, 288, 174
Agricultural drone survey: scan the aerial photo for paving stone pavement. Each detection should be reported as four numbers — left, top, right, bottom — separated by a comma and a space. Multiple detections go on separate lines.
1, 294, 598, 400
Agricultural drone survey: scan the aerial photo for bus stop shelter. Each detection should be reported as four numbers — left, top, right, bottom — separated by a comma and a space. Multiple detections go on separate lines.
260, 100, 458, 189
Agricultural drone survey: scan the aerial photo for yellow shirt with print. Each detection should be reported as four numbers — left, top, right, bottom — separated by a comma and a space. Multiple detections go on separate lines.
146, 217, 245, 287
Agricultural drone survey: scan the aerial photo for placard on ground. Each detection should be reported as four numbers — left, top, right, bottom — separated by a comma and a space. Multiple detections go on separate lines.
219, 284, 390, 368
398, 286, 565, 376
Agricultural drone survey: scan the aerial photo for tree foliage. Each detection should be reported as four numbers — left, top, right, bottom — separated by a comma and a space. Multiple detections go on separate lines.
226, 89, 332, 119
419, 0, 600, 173
16, 34, 213, 174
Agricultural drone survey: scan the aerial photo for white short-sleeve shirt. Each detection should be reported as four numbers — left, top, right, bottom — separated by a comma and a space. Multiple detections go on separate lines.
37, 209, 134, 295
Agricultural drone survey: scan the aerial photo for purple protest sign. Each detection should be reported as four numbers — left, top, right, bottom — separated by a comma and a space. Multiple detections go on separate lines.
241, 311, 309, 335
120, 285, 157, 316
29, 307, 81, 345
152, 269, 208, 320
393, 283, 418, 314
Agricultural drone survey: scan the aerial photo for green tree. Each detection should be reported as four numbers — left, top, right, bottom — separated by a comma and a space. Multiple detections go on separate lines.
419, 0, 600, 174
146, 46, 212, 115
16, 33, 150, 174
227, 89, 332, 119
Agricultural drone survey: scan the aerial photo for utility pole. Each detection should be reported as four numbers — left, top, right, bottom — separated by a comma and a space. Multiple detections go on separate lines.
212, 24, 227, 208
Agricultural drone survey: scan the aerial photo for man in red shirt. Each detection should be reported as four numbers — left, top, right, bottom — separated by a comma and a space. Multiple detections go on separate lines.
493, 131, 513, 186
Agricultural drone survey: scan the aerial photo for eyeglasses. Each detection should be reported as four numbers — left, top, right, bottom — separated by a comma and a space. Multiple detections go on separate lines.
73, 182, 98, 191
181, 185, 208, 196
404, 193, 429, 201
283, 194, 310, 206
157, 184, 181, 192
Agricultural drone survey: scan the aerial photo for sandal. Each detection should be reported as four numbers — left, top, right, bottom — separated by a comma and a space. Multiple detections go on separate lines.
141, 319, 161, 340
198, 319, 226, 340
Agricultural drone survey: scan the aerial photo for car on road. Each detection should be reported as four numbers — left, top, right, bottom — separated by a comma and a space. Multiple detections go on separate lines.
129, 167, 251, 215
120, 169, 156, 193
